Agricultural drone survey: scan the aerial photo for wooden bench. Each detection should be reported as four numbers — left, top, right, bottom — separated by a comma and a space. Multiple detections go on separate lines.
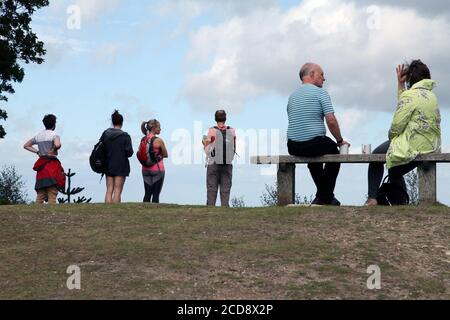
251, 154, 450, 205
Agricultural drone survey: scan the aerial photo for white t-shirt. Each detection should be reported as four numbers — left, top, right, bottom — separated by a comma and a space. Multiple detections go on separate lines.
31, 130, 59, 156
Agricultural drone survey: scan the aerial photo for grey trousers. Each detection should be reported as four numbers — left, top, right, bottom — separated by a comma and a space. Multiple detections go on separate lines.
206, 164, 233, 207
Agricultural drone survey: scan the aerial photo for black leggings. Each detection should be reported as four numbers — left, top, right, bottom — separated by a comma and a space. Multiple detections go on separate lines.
368, 141, 417, 198
143, 173, 165, 203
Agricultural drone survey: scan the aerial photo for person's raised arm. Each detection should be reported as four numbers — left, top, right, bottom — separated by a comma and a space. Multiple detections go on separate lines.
397, 64, 407, 97
202, 129, 212, 148
24, 138, 39, 155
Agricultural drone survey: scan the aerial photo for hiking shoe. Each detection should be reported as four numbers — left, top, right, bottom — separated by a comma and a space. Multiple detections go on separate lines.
311, 197, 326, 206
329, 197, 341, 206
311, 197, 341, 206
364, 198, 378, 206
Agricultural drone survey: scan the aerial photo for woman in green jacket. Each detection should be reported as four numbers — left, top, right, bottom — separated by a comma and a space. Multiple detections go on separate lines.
365, 60, 441, 206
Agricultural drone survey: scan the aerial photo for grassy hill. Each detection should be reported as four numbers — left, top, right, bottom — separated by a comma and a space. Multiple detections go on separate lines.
0, 204, 448, 299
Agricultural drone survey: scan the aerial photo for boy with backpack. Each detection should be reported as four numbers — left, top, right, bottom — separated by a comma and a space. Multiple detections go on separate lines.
202, 110, 236, 207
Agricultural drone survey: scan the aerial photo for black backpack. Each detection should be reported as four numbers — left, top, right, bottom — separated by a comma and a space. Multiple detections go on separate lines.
89, 133, 106, 174
376, 176, 410, 206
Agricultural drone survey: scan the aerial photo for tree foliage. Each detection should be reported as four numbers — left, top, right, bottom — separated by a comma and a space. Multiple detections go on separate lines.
57, 169, 92, 204
260, 182, 313, 206
0, 0, 49, 138
0, 165, 28, 205
231, 196, 246, 208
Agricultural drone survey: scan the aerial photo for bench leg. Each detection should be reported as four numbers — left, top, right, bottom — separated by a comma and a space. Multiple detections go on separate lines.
418, 162, 437, 205
277, 163, 295, 206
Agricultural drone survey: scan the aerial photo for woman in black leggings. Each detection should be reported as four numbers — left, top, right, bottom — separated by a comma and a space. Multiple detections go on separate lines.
139, 119, 168, 203
366, 141, 417, 204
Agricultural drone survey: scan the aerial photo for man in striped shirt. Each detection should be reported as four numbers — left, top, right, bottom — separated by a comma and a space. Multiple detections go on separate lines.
287, 63, 350, 205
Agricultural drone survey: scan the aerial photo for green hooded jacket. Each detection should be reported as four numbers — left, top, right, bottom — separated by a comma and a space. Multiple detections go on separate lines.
386, 79, 441, 169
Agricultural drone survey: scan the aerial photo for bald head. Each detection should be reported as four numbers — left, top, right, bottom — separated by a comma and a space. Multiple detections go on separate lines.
299, 63, 325, 87
299, 63, 318, 80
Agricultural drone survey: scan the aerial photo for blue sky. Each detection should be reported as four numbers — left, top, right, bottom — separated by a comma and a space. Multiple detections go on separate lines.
1, 0, 450, 206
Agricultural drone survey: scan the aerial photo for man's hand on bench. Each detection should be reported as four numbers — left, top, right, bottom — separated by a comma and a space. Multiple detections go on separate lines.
338, 140, 350, 147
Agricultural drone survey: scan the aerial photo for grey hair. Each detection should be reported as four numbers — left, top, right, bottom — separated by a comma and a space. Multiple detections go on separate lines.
299, 63, 316, 81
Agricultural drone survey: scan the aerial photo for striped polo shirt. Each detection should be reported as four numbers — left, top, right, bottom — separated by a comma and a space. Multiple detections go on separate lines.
287, 84, 335, 142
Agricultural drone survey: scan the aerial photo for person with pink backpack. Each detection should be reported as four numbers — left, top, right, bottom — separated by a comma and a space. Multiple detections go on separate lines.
137, 119, 168, 203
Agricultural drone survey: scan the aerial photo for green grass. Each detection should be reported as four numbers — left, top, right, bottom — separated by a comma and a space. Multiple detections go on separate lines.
0, 203, 449, 299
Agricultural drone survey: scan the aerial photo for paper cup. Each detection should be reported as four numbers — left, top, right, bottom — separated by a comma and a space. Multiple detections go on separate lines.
339, 144, 349, 155
362, 144, 372, 154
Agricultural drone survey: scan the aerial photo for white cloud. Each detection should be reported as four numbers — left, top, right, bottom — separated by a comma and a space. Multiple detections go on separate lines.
35, 0, 123, 27
91, 43, 126, 66
31, 22, 90, 65
113, 94, 156, 126
41, 34, 89, 65
180, 0, 450, 113
30, 0, 125, 65
152, 0, 277, 39
338, 109, 366, 133
154, 0, 276, 19
356, 0, 450, 19
72, 0, 122, 24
